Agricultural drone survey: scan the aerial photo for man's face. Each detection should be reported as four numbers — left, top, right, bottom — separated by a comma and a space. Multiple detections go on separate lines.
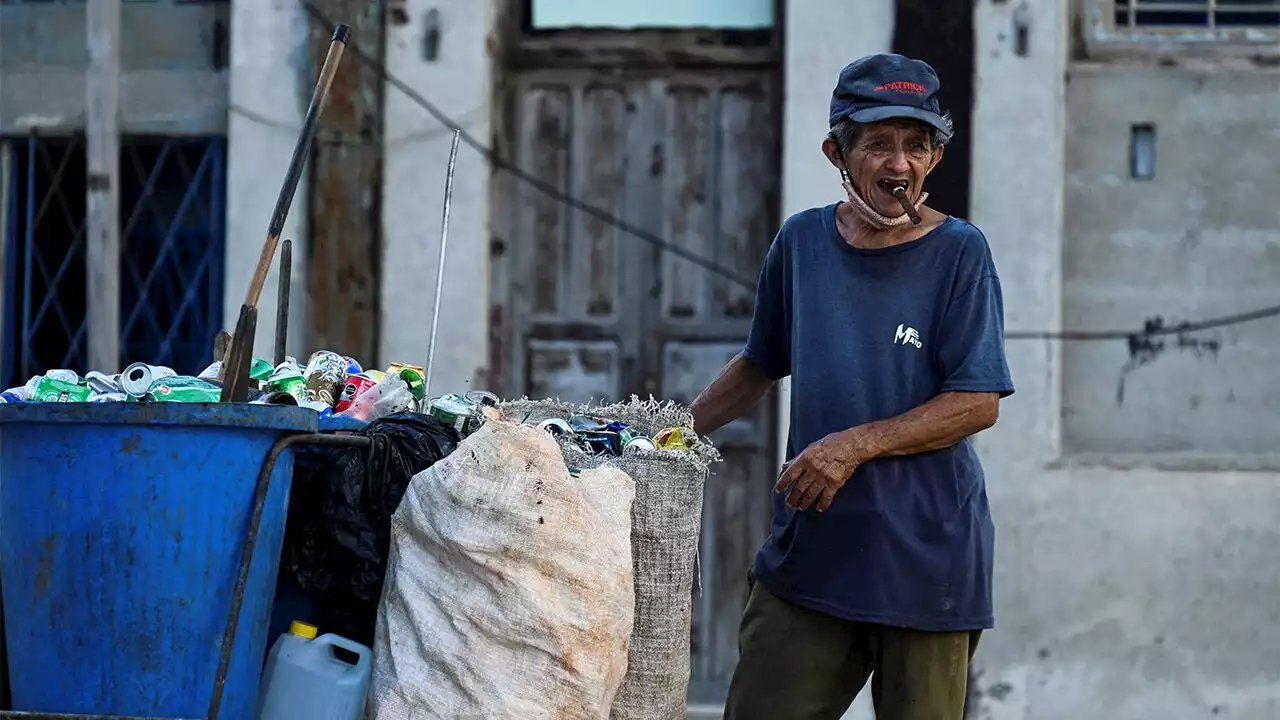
833, 120, 943, 217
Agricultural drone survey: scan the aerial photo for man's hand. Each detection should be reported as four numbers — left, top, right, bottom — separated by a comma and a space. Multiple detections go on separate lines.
774, 430, 867, 513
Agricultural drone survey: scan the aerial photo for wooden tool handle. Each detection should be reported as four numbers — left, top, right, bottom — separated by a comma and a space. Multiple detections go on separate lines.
242, 24, 351, 309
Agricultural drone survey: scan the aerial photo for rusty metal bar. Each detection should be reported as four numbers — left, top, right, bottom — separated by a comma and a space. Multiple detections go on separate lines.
274, 238, 292, 366
206, 431, 370, 720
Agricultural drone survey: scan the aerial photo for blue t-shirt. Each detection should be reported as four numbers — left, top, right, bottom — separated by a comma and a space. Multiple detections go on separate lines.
743, 203, 1015, 632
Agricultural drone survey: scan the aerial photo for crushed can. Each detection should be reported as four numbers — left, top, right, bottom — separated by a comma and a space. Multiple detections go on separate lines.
465, 390, 500, 407
84, 371, 120, 394
250, 358, 276, 385
45, 369, 81, 384
387, 362, 424, 378
145, 376, 222, 402
569, 414, 609, 433
334, 373, 377, 413
344, 357, 363, 375
197, 361, 222, 381
121, 363, 176, 398
623, 435, 657, 452
303, 351, 349, 407
396, 368, 425, 401
31, 377, 91, 403
428, 394, 480, 436
580, 430, 623, 456
538, 418, 574, 438
266, 372, 306, 402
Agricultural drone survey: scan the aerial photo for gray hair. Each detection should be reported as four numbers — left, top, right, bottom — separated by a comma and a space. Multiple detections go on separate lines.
829, 115, 953, 155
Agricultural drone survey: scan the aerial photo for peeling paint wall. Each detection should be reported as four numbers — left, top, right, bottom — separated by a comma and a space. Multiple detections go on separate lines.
380, 0, 492, 392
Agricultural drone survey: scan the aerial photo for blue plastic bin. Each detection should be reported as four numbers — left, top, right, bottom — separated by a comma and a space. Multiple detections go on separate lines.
0, 402, 317, 718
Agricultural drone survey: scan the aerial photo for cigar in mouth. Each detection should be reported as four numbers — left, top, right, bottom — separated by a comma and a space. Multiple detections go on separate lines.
891, 184, 923, 225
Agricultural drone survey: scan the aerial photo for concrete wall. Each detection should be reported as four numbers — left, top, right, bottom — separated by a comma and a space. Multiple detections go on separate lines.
0, 2, 228, 134
968, 2, 1280, 719
226, 0, 310, 361
1062, 63, 1280, 458
380, 0, 492, 395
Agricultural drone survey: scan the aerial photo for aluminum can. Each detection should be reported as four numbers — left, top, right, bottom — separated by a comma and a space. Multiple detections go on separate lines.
250, 358, 276, 384
335, 373, 377, 413
429, 394, 479, 435
32, 377, 91, 403
580, 430, 622, 456
120, 363, 176, 398
624, 435, 657, 453
538, 418, 574, 437
89, 392, 128, 403
266, 372, 306, 401
145, 376, 222, 403
465, 390, 500, 407
84, 371, 120, 394
396, 368, 426, 401
569, 413, 609, 433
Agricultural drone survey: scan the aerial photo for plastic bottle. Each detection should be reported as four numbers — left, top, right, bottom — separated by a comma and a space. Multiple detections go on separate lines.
257, 620, 372, 720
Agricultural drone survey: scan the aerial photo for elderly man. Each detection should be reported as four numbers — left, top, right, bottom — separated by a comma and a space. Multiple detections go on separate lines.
690, 54, 1015, 720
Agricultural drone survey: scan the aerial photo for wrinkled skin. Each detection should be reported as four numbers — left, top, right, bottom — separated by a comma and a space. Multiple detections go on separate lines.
822, 119, 944, 218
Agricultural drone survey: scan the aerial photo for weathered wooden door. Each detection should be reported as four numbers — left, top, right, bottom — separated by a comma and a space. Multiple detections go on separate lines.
492, 67, 780, 701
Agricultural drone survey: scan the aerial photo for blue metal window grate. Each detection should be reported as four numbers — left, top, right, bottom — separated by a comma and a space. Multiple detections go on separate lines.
119, 136, 226, 377
1, 134, 226, 389
3, 134, 89, 390
0, 2, 230, 5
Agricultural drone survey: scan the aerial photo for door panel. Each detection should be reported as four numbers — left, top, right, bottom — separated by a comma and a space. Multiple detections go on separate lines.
646, 72, 778, 701
526, 339, 620, 404
500, 65, 779, 704
506, 73, 649, 400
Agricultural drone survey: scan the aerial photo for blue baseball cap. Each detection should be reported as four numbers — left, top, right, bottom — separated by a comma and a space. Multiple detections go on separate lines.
828, 53, 952, 140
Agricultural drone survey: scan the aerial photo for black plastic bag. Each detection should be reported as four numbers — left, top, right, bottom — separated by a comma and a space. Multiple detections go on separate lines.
282, 411, 460, 645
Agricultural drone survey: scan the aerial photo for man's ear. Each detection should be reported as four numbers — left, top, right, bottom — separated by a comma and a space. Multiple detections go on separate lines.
821, 136, 846, 172
928, 144, 946, 174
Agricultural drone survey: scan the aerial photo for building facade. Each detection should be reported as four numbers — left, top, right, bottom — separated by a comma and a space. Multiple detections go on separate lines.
3, 0, 1278, 717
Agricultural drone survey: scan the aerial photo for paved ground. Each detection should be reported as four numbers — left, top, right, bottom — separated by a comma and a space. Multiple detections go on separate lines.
687, 692, 876, 719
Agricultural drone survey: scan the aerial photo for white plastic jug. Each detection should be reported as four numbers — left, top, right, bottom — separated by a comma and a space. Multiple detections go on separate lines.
257, 621, 372, 720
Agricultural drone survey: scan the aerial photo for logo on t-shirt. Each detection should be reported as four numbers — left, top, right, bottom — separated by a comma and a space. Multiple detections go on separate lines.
894, 323, 922, 349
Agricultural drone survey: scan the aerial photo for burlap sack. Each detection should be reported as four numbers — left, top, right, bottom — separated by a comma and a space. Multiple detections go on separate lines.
366, 414, 636, 720
502, 396, 718, 720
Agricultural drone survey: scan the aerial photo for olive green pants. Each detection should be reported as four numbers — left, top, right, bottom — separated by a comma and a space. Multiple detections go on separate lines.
724, 569, 980, 720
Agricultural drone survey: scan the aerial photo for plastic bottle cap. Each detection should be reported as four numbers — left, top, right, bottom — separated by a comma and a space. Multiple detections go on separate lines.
289, 621, 318, 639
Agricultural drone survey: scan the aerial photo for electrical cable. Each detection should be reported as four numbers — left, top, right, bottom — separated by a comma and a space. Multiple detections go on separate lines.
301, 3, 1280, 343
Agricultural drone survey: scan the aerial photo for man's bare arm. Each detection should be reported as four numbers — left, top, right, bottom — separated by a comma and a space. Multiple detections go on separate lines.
777, 391, 1001, 512
846, 390, 1000, 461
690, 353, 777, 436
